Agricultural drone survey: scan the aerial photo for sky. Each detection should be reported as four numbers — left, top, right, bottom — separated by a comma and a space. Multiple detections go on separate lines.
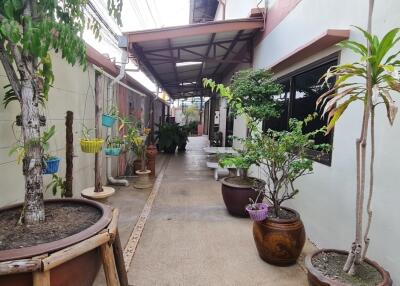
83, 0, 191, 95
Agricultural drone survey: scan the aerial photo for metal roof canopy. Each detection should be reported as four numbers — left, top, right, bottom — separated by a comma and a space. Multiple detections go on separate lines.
123, 18, 264, 99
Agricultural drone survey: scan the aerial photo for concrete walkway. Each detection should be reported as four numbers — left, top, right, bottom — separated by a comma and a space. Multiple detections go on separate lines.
125, 136, 309, 286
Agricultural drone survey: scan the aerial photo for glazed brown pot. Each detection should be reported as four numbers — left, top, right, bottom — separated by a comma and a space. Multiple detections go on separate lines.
146, 144, 158, 176
0, 198, 112, 286
252, 207, 305, 266
220, 177, 262, 217
305, 249, 392, 286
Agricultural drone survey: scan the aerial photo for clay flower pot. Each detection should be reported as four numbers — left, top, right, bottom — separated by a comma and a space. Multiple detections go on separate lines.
220, 177, 263, 217
305, 249, 392, 286
0, 199, 112, 286
134, 170, 153, 189
252, 207, 305, 266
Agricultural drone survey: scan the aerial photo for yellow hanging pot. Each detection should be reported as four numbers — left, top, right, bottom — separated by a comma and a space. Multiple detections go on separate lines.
80, 139, 104, 153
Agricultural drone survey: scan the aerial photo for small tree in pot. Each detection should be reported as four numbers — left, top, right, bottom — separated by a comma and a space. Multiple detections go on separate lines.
254, 116, 330, 217
248, 116, 330, 266
0, 1, 124, 285
306, 1, 399, 284
203, 69, 282, 217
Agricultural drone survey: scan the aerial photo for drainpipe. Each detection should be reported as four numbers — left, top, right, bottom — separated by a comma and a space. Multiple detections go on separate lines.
107, 50, 129, 187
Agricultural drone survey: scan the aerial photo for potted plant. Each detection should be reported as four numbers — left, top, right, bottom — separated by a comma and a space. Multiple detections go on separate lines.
156, 122, 180, 153
249, 117, 330, 266
218, 150, 264, 217
102, 105, 119, 127
41, 126, 61, 175
305, 2, 397, 284
133, 128, 153, 189
105, 136, 123, 156
80, 125, 104, 154
177, 125, 189, 152
203, 69, 282, 217
0, 1, 122, 285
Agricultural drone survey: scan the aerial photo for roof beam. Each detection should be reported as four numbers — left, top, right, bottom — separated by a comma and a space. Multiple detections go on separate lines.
168, 39, 180, 94
213, 30, 244, 75
124, 19, 263, 43
132, 43, 170, 94
141, 36, 253, 54
197, 33, 215, 84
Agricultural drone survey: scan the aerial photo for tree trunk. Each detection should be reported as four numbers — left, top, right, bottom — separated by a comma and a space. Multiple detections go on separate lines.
343, 0, 374, 274
65, 111, 74, 197
21, 78, 45, 224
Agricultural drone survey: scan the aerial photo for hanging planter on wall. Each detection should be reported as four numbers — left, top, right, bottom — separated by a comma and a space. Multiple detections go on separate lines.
102, 114, 117, 128
105, 147, 121, 156
80, 139, 104, 153
102, 106, 119, 128
43, 157, 61, 174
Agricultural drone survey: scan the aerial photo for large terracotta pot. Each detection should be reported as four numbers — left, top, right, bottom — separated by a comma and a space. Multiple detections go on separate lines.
305, 249, 392, 286
146, 144, 158, 177
220, 177, 262, 217
252, 207, 305, 266
0, 199, 112, 286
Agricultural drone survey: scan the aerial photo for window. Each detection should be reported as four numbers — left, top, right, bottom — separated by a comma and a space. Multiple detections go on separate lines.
263, 56, 338, 165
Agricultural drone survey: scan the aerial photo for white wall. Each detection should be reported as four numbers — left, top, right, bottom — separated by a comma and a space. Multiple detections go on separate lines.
0, 52, 152, 206
223, 0, 400, 283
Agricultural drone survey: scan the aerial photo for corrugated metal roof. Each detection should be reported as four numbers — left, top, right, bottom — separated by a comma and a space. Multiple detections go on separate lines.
123, 18, 264, 99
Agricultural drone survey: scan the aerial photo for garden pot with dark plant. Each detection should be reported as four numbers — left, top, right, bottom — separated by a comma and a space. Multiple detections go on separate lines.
0, 199, 113, 286
304, 2, 397, 283
220, 174, 264, 217
156, 123, 180, 153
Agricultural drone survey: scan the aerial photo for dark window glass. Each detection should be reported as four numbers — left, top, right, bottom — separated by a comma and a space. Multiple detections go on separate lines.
292, 60, 336, 146
262, 57, 337, 165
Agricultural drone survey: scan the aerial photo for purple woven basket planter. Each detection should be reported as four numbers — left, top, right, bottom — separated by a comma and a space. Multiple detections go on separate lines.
43, 157, 61, 175
246, 203, 269, 221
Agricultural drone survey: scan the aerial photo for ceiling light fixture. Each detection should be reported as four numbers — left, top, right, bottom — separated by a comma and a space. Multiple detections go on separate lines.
176, 61, 202, 67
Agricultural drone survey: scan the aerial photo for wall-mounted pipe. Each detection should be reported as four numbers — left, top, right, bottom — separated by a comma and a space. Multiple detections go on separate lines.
106, 50, 129, 187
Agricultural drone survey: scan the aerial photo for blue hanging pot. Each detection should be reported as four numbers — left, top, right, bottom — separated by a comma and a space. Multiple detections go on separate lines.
43, 157, 61, 174
105, 147, 121, 156
102, 114, 117, 127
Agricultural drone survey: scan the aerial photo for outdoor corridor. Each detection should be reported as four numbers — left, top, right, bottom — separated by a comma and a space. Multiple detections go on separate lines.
96, 136, 310, 286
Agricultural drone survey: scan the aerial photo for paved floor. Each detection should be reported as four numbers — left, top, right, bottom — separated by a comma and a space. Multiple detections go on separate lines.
121, 136, 309, 286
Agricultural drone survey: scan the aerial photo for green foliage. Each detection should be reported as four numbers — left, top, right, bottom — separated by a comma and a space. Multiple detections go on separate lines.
106, 136, 124, 148
81, 124, 96, 140
105, 105, 119, 117
156, 123, 180, 153
45, 174, 67, 198
9, 125, 56, 163
203, 69, 282, 124
177, 125, 189, 147
254, 116, 331, 214
319, 26, 400, 132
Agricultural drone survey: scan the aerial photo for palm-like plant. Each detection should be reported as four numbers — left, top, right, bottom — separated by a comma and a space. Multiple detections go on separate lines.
317, 1, 400, 274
